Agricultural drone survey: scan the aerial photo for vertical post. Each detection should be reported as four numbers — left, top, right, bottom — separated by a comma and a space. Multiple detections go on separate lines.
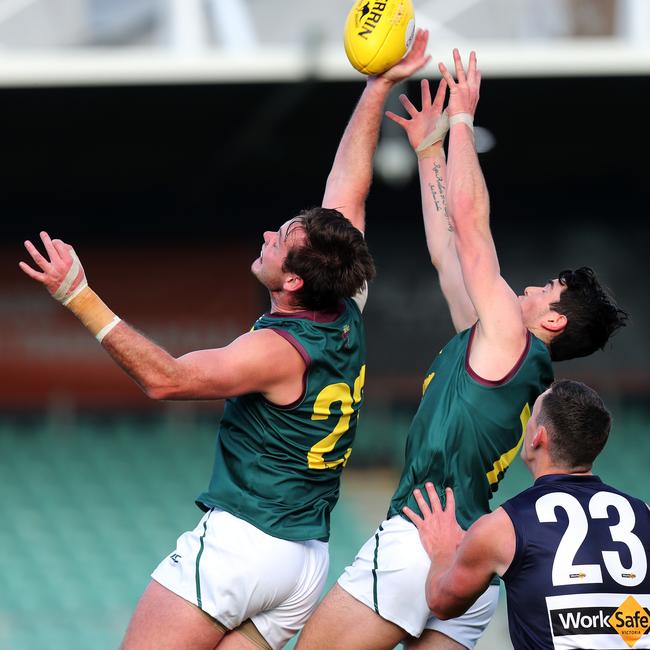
162, 0, 208, 53
207, 0, 256, 51
616, 0, 650, 44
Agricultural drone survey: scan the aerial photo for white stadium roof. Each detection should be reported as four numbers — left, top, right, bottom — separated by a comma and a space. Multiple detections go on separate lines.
0, 0, 649, 86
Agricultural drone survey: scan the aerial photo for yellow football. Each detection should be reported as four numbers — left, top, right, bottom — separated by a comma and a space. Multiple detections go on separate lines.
343, 0, 415, 76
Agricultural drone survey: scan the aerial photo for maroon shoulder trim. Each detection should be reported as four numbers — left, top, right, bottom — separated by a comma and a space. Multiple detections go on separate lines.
465, 324, 532, 387
264, 328, 310, 410
264, 300, 346, 323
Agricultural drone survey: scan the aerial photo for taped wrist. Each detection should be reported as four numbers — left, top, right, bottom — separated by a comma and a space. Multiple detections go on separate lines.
415, 109, 450, 153
449, 112, 474, 134
416, 143, 445, 160
65, 286, 122, 342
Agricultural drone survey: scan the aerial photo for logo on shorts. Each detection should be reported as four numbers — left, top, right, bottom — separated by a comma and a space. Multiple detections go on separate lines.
608, 596, 650, 647
169, 553, 182, 564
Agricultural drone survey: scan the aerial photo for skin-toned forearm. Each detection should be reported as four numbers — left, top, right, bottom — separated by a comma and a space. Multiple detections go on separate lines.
101, 322, 183, 400
446, 123, 490, 239
323, 77, 394, 230
418, 144, 454, 268
425, 563, 470, 620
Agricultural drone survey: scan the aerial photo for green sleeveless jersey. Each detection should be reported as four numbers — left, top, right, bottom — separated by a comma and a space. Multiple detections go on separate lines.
197, 299, 366, 542
389, 325, 553, 531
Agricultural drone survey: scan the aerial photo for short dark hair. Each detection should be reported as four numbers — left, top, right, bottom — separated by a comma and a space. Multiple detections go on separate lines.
538, 379, 611, 470
283, 207, 376, 311
549, 267, 628, 362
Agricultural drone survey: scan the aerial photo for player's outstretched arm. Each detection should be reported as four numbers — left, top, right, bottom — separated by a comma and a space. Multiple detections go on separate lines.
386, 78, 478, 332
322, 28, 431, 234
403, 483, 514, 619
441, 50, 526, 365
19, 233, 305, 403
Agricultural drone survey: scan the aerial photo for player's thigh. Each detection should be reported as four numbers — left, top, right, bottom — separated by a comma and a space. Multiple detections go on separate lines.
296, 584, 406, 650
121, 579, 226, 650
217, 620, 272, 650
405, 629, 466, 650
421, 585, 499, 650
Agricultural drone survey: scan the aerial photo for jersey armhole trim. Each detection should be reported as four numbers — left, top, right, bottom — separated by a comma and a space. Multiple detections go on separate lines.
465, 326, 532, 387
263, 328, 310, 410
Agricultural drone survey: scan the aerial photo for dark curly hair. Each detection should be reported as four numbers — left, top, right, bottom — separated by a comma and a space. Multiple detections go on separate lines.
539, 379, 611, 470
548, 267, 628, 362
283, 207, 376, 311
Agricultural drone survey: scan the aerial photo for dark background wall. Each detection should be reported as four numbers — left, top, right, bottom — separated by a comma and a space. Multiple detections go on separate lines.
2, 75, 648, 410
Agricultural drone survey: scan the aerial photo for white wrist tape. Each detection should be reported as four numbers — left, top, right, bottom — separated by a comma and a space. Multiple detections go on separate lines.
62, 278, 89, 306
449, 112, 474, 133
96, 316, 122, 343
53, 250, 86, 303
415, 109, 450, 152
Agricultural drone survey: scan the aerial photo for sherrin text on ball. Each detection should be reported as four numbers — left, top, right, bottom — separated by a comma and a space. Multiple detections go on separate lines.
344, 0, 415, 75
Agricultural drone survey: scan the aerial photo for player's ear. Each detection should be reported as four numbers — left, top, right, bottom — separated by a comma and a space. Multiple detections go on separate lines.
532, 425, 548, 451
541, 312, 567, 334
283, 274, 304, 294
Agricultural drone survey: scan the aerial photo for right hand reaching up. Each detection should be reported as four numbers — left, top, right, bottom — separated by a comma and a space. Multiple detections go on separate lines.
19, 231, 88, 304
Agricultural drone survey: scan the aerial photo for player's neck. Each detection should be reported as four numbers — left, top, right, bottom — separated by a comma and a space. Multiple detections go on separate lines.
532, 463, 594, 481
526, 325, 553, 347
268, 291, 306, 315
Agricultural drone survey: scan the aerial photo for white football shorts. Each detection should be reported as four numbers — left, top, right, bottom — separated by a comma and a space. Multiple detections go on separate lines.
338, 515, 499, 648
152, 507, 329, 650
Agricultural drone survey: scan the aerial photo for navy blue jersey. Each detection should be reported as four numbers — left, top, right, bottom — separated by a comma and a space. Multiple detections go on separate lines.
501, 474, 650, 649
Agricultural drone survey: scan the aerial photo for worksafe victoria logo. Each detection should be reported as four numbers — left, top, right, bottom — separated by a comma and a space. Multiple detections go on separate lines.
546, 593, 650, 648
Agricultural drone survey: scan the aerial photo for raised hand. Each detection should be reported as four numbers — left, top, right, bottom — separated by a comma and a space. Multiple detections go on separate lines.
438, 49, 481, 118
19, 231, 88, 304
385, 78, 447, 150
403, 482, 465, 561
377, 28, 431, 84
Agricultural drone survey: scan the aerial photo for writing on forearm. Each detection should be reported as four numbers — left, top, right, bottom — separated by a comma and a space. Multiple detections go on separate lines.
428, 162, 454, 232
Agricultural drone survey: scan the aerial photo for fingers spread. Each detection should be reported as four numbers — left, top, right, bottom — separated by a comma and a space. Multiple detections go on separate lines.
432, 79, 447, 108
425, 482, 442, 512
40, 231, 60, 264
468, 50, 477, 78
399, 93, 418, 117
18, 260, 45, 281
420, 79, 431, 109
385, 110, 408, 128
402, 505, 422, 527
444, 487, 456, 515
453, 48, 466, 83
438, 62, 455, 88
413, 487, 432, 517
24, 240, 51, 270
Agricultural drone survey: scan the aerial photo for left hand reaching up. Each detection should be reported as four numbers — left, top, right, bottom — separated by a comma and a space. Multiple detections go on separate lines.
438, 49, 481, 118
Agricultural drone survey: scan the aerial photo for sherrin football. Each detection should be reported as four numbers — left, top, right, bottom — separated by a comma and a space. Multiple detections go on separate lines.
344, 0, 415, 75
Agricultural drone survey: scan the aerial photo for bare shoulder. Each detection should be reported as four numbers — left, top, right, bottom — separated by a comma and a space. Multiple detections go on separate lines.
232, 327, 306, 370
